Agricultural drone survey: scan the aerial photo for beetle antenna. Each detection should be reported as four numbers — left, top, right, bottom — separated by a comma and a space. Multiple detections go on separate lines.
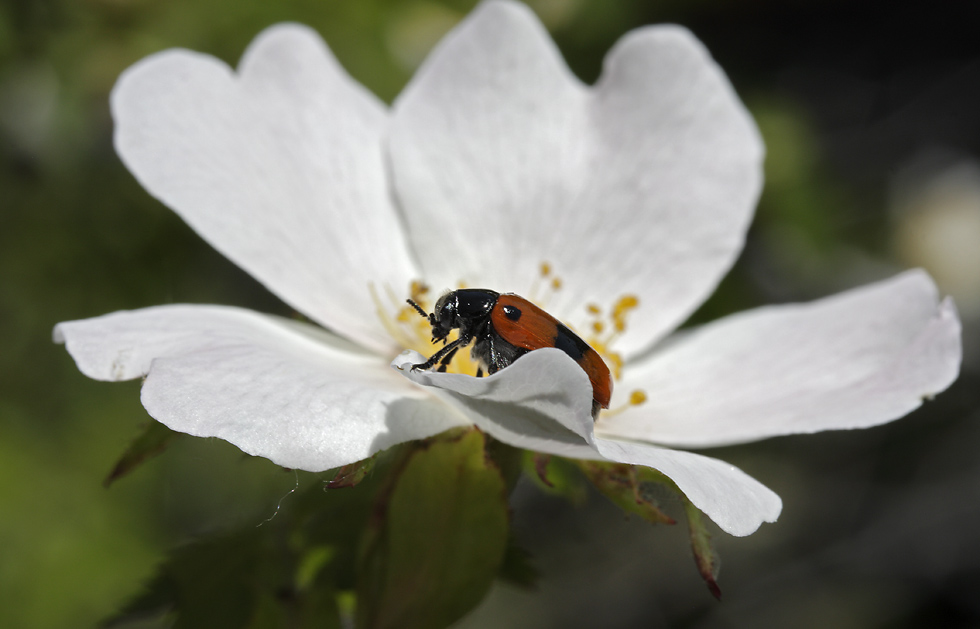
406, 299, 428, 319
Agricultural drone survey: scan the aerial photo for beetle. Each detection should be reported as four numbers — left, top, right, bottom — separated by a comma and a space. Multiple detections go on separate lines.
407, 289, 612, 419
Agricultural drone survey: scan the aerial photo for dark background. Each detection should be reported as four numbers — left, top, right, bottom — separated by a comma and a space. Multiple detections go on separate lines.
2, 0, 979, 627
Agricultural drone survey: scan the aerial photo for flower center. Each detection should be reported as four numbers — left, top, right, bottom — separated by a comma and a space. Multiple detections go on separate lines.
372, 263, 647, 413
371, 281, 483, 376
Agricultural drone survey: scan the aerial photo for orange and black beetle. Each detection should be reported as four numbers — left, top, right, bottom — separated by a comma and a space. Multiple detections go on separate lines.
408, 289, 612, 419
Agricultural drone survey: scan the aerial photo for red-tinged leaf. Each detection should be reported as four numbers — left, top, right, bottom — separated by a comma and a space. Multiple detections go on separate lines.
326, 455, 377, 489
683, 497, 721, 600
532, 453, 553, 487
522, 452, 588, 505
579, 461, 675, 526
104, 420, 180, 486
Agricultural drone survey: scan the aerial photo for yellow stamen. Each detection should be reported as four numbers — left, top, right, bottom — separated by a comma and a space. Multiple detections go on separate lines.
606, 352, 624, 381
584, 293, 640, 382
531, 261, 563, 307
410, 280, 429, 300
373, 281, 481, 376
602, 388, 649, 417
611, 295, 639, 333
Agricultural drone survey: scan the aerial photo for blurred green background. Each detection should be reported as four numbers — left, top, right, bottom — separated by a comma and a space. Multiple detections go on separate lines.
2, 0, 979, 627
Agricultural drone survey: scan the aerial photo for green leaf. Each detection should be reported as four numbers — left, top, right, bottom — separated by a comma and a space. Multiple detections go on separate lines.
106, 526, 344, 629
578, 461, 675, 526
246, 586, 342, 629
522, 452, 588, 505
298, 442, 417, 591
357, 428, 509, 629
295, 545, 336, 591
683, 497, 722, 600
107, 529, 263, 629
104, 420, 181, 486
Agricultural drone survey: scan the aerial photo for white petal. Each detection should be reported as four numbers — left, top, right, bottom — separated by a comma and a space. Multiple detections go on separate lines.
392, 347, 779, 535
112, 24, 416, 354
389, 0, 762, 354
593, 438, 782, 537
601, 270, 963, 447
54, 306, 467, 471
392, 348, 598, 456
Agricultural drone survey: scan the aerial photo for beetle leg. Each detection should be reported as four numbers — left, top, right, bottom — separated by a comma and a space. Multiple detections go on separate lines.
413, 335, 468, 371
436, 345, 460, 373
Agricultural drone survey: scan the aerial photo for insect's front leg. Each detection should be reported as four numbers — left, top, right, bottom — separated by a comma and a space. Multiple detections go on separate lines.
413, 334, 470, 371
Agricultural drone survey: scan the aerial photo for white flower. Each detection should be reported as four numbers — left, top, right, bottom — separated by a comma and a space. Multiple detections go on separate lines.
54, 1, 961, 538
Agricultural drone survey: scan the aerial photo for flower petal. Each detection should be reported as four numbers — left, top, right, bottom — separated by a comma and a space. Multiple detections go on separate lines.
593, 438, 782, 537
602, 270, 962, 448
392, 348, 598, 455
389, 0, 763, 354
54, 306, 467, 471
392, 348, 779, 535
111, 24, 416, 354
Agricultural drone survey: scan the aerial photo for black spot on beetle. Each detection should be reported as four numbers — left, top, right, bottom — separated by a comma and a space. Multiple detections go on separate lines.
503, 305, 522, 321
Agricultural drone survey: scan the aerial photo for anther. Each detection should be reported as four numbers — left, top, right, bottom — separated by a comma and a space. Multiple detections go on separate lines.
602, 389, 648, 417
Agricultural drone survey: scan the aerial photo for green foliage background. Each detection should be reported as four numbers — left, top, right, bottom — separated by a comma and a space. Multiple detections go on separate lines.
2, 0, 979, 627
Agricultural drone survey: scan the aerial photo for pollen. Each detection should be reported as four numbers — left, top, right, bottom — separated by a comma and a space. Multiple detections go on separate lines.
371, 281, 481, 376
603, 388, 649, 417
529, 260, 563, 306
612, 295, 639, 332
584, 293, 639, 381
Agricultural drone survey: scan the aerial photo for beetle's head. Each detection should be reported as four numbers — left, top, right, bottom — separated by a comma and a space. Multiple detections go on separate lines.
428, 291, 459, 342
406, 292, 458, 343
